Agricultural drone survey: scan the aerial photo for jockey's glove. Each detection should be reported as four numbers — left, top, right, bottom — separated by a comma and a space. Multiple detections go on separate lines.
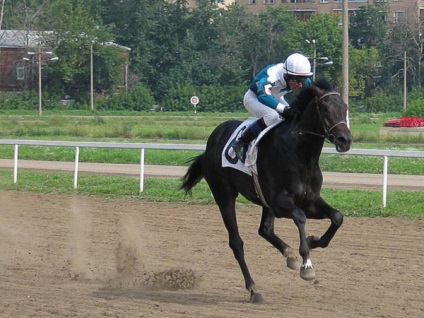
275, 103, 287, 114
282, 106, 300, 120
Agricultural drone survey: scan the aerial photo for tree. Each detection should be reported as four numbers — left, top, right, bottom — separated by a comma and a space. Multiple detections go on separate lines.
349, 46, 380, 98
349, 4, 388, 50
37, 0, 124, 100
205, 4, 253, 84
1, 0, 47, 30
288, 13, 342, 86
255, 6, 299, 68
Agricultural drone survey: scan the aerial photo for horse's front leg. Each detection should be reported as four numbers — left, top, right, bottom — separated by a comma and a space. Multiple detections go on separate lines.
306, 196, 344, 250
291, 206, 316, 281
258, 207, 301, 270
273, 198, 315, 281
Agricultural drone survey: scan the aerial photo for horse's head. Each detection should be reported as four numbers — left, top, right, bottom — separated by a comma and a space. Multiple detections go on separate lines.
310, 80, 352, 152
292, 79, 352, 152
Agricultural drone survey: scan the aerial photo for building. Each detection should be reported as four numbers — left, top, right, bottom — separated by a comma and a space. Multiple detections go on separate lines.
246, 0, 422, 23
0, 30, 131, 92
0, 30, 50, 91
188, 0, 423, 23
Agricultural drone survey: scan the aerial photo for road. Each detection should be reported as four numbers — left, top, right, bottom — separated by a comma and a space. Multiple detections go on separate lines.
0, 159, 423, 190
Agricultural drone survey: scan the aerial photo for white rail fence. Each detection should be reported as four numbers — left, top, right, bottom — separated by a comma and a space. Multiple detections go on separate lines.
1, 139, 423, 207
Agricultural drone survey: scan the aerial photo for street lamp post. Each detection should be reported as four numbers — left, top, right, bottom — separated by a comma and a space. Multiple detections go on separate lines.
24, 48, 58, 117
306, 39, 317, 81
305, 39, 332, 81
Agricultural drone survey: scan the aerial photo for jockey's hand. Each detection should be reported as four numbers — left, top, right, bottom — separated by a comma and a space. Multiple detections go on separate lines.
275, 103, 287, 115
282, 106, 300, 120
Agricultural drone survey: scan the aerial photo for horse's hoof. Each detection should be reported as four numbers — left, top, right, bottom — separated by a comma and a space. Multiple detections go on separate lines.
250, 292, 264, 304
300, 266, 316, 281
286, 256, 301, 270
306, 235, 320, 249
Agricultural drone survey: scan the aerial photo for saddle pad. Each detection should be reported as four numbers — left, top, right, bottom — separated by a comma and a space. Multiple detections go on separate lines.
222, 118, 282, 175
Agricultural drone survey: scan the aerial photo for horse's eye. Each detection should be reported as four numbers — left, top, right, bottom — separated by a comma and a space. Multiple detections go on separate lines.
321, 106, 330, 114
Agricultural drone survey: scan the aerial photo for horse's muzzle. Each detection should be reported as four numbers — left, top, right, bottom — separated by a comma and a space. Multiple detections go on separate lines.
330, 131, 352, 153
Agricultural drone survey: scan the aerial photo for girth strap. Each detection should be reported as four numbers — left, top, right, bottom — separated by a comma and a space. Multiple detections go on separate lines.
252, 173, 270, 208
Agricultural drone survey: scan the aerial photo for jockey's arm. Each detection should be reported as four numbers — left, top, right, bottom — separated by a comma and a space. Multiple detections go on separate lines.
253, 78, 279, 109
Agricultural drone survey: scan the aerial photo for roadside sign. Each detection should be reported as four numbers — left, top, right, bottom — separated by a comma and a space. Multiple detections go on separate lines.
190, 95, 199, 113
190, 95, 199, 106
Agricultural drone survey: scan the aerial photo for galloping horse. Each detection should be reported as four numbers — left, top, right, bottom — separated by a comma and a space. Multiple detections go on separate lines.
181, 79, 353, 303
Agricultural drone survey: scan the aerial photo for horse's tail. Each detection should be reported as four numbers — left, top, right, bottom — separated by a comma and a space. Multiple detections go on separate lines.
180, 153, 205, 194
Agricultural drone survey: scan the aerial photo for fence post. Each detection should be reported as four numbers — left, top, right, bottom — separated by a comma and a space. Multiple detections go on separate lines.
382, 156, 388, 208
140, 148, 145, 193
13, 144, 18, 183
73, 147, 80, 189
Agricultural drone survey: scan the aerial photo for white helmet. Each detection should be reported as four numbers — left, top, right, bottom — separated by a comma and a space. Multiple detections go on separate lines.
284, 53, 313, 76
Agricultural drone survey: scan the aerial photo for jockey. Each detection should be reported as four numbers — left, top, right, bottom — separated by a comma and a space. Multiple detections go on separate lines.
231, 53, 313, 163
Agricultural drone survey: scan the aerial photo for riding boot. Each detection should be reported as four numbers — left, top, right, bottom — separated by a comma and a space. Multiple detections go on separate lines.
232, 118, 267, 163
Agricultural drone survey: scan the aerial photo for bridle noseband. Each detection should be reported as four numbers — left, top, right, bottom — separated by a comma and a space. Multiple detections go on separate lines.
316, 92, 347, 140
293, 91, 347, 142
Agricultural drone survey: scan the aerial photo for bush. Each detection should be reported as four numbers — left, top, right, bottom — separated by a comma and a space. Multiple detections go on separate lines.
405, 99, 424, 116
96, 84, 155, 111
0, 90, 38, 110
405, 86, 424, 116
162, 83, 197, 111
162, 83, 246, 112
361, 92, 403, 112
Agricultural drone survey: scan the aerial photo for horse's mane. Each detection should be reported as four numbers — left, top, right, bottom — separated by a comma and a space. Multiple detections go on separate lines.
290, 78, 335, 116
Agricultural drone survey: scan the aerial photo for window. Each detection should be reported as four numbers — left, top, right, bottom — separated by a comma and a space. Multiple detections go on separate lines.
393, 11, 405, 23
286, 0, 316, 3
264, 0, 275, 4
16, 63, 25, 80
249, 0, 257, 3
320, 0, 329, 3
293, 10, 314, 21
211, 0, 223, 6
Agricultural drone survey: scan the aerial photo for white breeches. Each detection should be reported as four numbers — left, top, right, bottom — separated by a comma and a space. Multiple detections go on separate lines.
243, 89, 284, 127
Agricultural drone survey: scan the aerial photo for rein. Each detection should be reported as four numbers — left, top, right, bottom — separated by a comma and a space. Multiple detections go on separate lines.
292, 92, 347, 141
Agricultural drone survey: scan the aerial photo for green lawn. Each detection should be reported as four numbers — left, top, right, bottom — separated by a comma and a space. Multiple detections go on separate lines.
0, 110, 423, 217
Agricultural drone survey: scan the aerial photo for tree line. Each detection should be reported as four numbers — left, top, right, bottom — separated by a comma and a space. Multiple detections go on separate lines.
1, 0, 423, 115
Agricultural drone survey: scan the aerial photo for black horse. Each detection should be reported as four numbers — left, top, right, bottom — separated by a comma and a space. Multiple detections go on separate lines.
181, 79, 353, 303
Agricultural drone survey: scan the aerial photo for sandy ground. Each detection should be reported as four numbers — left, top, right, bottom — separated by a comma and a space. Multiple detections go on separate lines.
0, 191, 423, 317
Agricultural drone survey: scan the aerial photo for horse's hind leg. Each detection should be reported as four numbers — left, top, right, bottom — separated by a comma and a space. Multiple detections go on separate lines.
258, 207, 301, 270
207, 180, 264, 304
306, 197, 344, 250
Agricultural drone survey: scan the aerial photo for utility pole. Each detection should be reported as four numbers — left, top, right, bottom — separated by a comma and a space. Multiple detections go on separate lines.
404, 51, 407, 112
0, 0, 5, 30
312, 40, 316, 81
90, 43, 94, 111
38, 46, 42, 117
342, 0, 350, 127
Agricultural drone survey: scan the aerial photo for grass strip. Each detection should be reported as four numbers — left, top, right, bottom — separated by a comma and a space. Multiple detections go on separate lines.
0, 169, 422, 218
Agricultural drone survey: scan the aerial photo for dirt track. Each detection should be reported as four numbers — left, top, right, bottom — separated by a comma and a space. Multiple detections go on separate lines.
0, 191, 423, 317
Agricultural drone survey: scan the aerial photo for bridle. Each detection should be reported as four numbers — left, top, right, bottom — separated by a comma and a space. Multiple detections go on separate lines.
292, 91, 347, 142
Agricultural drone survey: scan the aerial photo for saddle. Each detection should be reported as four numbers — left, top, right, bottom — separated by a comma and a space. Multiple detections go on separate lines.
222, 118, 282, 175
